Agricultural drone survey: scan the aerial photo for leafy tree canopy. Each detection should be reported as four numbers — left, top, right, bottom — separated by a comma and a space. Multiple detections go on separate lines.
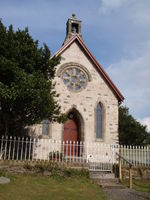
0, 20, 65, 136
119, 105, 149, 145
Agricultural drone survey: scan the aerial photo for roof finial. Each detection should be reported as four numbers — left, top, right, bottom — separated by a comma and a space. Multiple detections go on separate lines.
72, 13, 76, 19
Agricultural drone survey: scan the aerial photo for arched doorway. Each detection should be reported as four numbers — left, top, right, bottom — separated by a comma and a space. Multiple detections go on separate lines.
63, 109, 82, 156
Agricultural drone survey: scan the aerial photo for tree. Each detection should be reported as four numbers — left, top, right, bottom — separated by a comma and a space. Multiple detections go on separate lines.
119, 105, 149, 145
0, 20, 65, 136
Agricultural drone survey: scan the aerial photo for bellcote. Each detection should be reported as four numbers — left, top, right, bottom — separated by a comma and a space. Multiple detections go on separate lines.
64, 14, 82, 43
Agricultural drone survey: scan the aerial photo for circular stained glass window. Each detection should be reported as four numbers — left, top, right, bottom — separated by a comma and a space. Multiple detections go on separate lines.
62, 67, 88, 92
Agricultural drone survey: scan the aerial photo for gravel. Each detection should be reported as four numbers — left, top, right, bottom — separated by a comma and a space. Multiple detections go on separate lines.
103, 188, 149, 200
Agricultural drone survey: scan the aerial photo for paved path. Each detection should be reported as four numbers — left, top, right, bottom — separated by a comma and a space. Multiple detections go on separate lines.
94, 178, 149, 200
90, 171, 149, 200
103, 188, 149, 200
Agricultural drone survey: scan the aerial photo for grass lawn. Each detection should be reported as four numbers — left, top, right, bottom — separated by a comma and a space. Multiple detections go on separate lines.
133, 179, 150, 194
123, 178, 150, 197
0, 173, 106, 200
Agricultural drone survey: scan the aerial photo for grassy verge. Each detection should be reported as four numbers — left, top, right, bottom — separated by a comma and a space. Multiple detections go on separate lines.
0, 168, 106, 200
123, 178, 150, 198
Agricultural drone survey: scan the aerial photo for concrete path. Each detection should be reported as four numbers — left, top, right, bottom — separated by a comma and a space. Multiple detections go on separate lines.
103, 188, 149, 200
93, 178, 149, 200
90, 171, 149, 200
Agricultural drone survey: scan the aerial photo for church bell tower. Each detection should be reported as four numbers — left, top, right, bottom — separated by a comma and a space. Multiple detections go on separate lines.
64, 14, 82, 43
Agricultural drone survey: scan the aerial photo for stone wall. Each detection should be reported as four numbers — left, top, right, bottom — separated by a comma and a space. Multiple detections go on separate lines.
122, 166, 150, 179
51, 41, 119, 144
30, 40, 119, 145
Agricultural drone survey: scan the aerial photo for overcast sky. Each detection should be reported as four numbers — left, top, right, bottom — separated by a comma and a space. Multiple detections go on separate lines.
1, 0, 150, 131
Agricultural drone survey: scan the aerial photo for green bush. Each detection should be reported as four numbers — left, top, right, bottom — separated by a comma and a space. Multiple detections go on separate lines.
49, 151, 63, 161
24, 162, 89, 178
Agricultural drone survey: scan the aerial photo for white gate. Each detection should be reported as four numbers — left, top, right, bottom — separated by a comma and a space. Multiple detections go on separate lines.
88, 144, 117, 172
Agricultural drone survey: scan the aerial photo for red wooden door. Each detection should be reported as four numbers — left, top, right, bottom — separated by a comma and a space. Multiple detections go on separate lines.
64, 119, 78, 156
64, 119, 78, 142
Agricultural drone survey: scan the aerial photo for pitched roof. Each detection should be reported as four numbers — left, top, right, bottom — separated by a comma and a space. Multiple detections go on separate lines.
53, 34, 124, 102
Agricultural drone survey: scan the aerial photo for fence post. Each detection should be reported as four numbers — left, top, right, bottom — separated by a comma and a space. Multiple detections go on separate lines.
119, 156, 122, 182
4, 136, 8, 160
129, 164, 132, 189
86, 143, 88, 163
0, 136, 4, 159
12, 136, 16, 160
8, 136, 12, 160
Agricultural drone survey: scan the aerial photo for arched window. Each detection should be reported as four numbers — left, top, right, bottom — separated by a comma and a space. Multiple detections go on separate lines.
96, 103, 102, 139
41, 119, 50, 135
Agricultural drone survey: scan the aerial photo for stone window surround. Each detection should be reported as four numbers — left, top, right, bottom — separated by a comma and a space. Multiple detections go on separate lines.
38, 119, 52, 139
96, 102, 102, 139
56, 62, 92, 82
94, 100, 106, 142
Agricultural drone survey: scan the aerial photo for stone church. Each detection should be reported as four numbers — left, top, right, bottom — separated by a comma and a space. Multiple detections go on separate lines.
31, 14, 124, 145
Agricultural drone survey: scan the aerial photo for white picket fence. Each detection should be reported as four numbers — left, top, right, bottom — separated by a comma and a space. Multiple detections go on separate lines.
0, 136, 150, 171
119, 145, 150, 166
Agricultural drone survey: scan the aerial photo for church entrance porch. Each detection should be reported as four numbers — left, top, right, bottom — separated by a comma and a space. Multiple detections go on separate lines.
63, 110, 82, 157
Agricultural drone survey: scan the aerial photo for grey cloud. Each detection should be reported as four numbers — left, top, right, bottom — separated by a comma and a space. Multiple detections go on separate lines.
107, 41, 150, 119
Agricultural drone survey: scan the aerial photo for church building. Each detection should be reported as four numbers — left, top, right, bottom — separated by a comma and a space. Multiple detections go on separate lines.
32, 14, 124, 145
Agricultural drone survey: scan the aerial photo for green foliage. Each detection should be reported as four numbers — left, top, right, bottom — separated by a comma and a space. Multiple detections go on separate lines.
24, 162, 89, 178
119, 105, 149, 145
49, 151, 63, 161
0, 20, 65, 136
24, 162, 62, 175
123, 178, 150, 197
63, 168, 89, 178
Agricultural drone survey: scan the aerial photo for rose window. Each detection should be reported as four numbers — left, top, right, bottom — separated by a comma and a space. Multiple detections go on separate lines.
62, 67, 88, 92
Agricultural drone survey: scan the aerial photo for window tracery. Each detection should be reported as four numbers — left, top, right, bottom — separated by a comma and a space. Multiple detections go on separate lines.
62, 66, 88, 92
